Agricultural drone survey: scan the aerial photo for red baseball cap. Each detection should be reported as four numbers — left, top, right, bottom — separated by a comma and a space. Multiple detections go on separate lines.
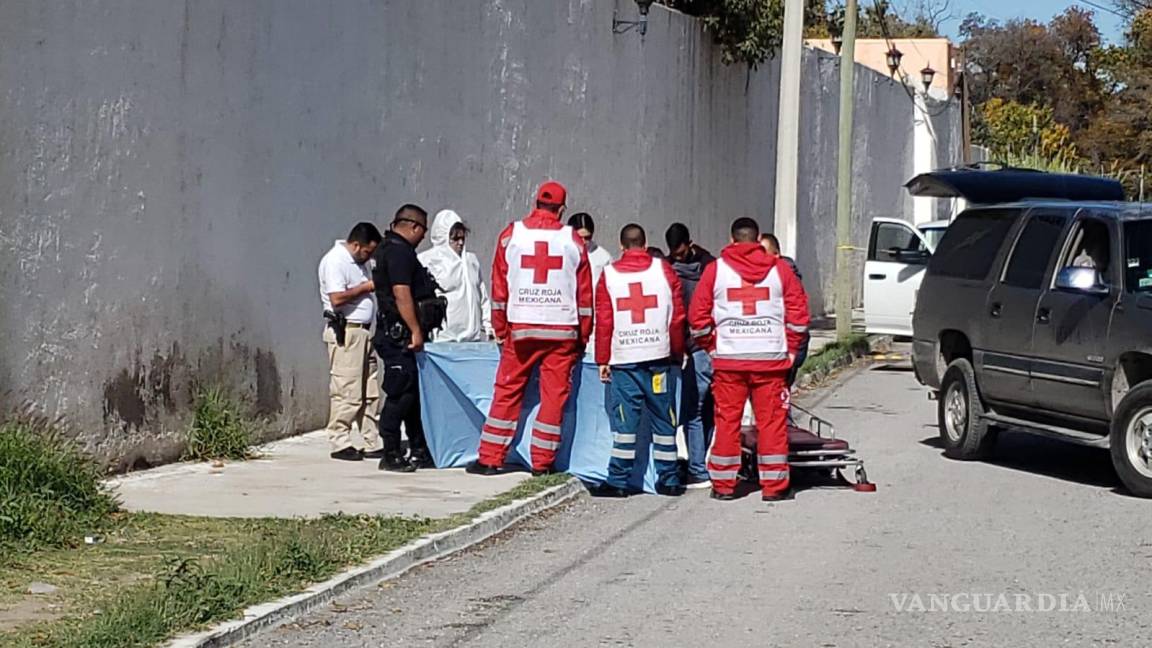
536, 181, 567, 206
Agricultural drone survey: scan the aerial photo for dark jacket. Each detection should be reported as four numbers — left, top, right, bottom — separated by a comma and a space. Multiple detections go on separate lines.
668, 244, 715, 353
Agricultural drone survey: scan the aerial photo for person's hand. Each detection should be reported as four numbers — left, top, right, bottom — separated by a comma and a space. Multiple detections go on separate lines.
408, 328, 426, 352
358, 280, 375, 295
599, 365, 612, 383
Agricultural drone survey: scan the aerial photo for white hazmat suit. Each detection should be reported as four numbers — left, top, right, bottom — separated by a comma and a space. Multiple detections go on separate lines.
418, 210, 492, 343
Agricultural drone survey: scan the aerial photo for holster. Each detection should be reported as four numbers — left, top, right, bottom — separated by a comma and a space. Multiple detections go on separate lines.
323, 310, 348, 347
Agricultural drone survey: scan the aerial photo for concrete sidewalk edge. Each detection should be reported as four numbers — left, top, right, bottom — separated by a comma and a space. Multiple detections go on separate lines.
167, 477, 586, 648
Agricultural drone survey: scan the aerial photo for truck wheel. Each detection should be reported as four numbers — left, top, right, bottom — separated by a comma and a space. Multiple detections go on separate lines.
938, 358, 997, 460
1109, 382, 1152, 498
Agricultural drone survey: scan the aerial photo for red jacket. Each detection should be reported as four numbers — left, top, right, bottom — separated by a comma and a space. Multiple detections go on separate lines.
490, 209, 594, 344
688, 242, 810, 372
594, 249, 686, 366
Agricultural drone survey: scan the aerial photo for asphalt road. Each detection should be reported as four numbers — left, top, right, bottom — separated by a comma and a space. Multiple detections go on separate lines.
249, 354, 1151, 647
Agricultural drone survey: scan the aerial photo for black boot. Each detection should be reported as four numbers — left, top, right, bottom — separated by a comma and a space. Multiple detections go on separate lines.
590, 483, 629, 498
656, 484, 686, 497
531, 466, 557, 477
330, 447, 363, 462
710, 490, 737, 501
465, 461, 501, 476
409, 450, 435, 469
762, 488, 795, 502
379, 453, 417, 473
362, 449, 387, 460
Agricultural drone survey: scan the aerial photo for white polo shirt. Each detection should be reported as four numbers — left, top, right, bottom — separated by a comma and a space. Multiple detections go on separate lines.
318, 240, 376, 325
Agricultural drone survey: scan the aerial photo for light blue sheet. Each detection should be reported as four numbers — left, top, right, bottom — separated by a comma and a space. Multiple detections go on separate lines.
417, 342, 679, 493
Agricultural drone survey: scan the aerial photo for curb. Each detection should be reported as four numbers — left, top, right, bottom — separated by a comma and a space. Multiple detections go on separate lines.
167, 477, 586, 648
795, 334, 893, 389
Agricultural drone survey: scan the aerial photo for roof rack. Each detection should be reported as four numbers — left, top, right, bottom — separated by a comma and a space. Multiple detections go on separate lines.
905, 167, 1125, 203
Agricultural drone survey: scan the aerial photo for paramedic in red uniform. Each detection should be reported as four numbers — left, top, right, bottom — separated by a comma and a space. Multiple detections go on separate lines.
689, 217, 810, 502
592, 224, 686, 497
467, 181, 594, 476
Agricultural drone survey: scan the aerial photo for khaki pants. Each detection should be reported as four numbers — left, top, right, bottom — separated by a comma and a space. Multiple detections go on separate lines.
323, 326, 382, 453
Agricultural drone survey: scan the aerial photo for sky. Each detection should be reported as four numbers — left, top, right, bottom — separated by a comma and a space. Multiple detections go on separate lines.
941, 0, 1126, 43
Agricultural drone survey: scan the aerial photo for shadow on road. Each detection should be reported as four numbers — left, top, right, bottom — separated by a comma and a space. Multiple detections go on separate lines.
918, 431, 1120, 490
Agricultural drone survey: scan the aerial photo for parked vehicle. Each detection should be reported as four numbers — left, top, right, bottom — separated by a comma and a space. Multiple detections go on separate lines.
863, 218, 949, 337
906, 166, 1152, 496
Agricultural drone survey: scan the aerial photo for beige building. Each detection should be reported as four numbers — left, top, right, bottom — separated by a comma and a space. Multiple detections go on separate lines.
806, 38, 956, 99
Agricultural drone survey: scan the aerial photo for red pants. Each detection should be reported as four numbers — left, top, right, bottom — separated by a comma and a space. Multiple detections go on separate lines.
478, 339, 580, 470
709, 370, 790, 496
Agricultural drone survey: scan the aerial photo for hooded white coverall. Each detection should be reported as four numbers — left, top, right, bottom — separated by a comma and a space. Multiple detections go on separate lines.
418, 210, 492, 343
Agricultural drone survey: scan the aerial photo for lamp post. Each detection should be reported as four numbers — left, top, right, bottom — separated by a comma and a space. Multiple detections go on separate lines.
835, 0, 858, 339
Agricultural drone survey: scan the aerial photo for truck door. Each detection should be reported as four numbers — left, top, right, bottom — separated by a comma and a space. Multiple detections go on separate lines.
864, 218, 931, 336
1031, 213, 1120, 421
978, 209, 1070, 407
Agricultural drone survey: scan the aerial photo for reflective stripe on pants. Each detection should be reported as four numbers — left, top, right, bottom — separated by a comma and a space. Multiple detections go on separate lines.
709, 369, 791, 496
604, 362, 680, 490
478, 338, 579, 470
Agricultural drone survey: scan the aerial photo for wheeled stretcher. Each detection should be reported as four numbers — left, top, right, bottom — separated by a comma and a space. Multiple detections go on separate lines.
740, 402, 876, 492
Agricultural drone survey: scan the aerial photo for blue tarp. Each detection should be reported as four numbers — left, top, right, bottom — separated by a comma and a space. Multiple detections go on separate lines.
418, 342, 678, 492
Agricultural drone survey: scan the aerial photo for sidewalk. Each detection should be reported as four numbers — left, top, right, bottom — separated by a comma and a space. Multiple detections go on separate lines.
108, 432, 530, 519
806, 310, 865, 355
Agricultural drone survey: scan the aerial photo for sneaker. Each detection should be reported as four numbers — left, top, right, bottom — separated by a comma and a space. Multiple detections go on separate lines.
409, 452, 435, 469
330, 447, 363, 462
465, 461, 501, 476
655, 484, 686, 497
379, 454, 417, 473
590, 484, 629, 498
684, 477, 712, 490
362, 449, 387, 460
710, 490, 737, 501
762, 488, 796, 502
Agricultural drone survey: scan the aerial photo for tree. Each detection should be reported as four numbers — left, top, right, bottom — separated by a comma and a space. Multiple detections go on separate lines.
976, 98, 1078, 166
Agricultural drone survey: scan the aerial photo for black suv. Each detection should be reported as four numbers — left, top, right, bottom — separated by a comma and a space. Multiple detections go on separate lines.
909, 167, 1152, 496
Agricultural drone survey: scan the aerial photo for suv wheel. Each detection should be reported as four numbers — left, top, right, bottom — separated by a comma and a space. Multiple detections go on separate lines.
938, 358, 997, 460
1109, 382, 1152, 498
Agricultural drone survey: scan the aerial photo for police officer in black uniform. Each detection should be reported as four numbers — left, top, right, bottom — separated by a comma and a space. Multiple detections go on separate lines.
373, 204, 440, 472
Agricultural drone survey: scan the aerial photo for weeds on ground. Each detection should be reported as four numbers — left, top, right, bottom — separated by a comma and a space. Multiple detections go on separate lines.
182, 387, 256, 462
1, 475, 571, 647
0, 417, 118, 558
797, 333, 870, 382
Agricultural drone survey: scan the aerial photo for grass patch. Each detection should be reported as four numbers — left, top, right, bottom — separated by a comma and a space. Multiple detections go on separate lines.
796, 333, 871, 383
182, 388, 257, 462
0, 474, 571, 647
0, 418, 119, 559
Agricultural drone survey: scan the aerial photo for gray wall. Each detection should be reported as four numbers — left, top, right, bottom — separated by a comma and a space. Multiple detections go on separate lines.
0, 0, 957, 466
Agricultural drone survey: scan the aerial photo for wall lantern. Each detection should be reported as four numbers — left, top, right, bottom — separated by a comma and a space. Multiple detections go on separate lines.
613, 0, 655, 36
920, 66, 936, 92
831, 33, 844, 55
885, 48, 903, 76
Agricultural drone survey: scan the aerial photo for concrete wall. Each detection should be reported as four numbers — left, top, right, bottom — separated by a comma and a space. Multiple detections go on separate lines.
0, 0, 957, 467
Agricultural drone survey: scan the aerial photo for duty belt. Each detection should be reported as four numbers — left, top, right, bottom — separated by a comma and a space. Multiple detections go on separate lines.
345, 322, 370, 329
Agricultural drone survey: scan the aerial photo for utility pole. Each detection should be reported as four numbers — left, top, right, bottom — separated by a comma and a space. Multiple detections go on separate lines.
959, 48, 972, 165
773, 0, 805, 258
835, 0, 858, 339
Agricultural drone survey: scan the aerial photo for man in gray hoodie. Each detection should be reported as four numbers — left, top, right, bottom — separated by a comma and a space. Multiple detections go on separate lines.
665, 223, 716, 489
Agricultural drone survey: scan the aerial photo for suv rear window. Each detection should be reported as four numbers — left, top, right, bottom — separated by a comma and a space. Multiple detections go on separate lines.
928, 209, 1021, 281
1124, 220, 1152, 293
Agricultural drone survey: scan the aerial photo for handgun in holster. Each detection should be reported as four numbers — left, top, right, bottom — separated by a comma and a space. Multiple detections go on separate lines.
323, 310, 348, 347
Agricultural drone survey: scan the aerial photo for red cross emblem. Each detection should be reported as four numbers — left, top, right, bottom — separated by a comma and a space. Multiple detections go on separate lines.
520, 241, 564, 284
727, 280, 770, 316
616, 282, 658, 324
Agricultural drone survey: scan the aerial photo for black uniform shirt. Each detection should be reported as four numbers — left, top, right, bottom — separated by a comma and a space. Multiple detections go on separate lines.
373, 231, 434, 326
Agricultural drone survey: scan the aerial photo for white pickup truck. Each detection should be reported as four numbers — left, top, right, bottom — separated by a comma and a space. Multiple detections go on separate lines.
862, 218, 950, 337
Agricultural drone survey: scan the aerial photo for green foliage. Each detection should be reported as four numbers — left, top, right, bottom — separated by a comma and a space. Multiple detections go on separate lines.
663, 0, 941, 67
0, 418, 118, 556
183, 388, 255, 462
976, 99, 1078, 168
